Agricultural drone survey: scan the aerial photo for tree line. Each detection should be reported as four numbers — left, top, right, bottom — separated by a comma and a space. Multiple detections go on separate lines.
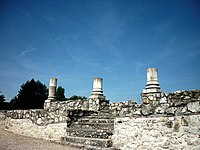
0, 79, 87, 110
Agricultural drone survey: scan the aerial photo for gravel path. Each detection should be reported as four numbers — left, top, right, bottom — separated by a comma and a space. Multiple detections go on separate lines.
0, 121, 80, 150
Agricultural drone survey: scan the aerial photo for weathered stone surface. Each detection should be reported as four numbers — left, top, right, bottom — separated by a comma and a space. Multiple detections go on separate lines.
155, 106, 165, 114
41, 90, 200, 117
0, 112, 6, 120
62, 111, 115, 149
112, 115, 200, 150
1, 89, 200, 150
62, 136, 113, 148
141, 104, 154, 115
47, 78, 57, 101
187, 101, 200, 113
166, 107, 177, 115
160, 97, 167, 103
142, 68, 161, 94
109, 101, 140, 116
89, 78, 106, 99
4, 118, 66, 141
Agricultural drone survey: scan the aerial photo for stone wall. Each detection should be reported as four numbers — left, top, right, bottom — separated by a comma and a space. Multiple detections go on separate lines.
2, 109, 94, 142
1, 90, 200, 149
2, 99, 102, 126
3, 109, 65, 125
44, 99, 89, 111
44, 98, 109, 112
1, 108, 67, 141
111, 90, 200, 149
109, 101, 141, 116
112, 115, 200, 150
4, 118, 67, 141
109, 90, 200, 116
1, 99, 96, 142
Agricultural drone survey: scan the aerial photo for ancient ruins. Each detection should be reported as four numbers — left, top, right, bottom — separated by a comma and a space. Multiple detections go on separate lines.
0, 68, 200, 150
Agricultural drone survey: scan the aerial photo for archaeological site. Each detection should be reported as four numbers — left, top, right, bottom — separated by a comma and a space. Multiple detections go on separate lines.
0, 68, 200, 150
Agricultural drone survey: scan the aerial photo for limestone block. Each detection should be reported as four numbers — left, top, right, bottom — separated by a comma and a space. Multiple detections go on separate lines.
0, 112, 6, 118
160, 97, 167, 103
148, 95, 154, 100
141, 104, 154, 115
187, 101, 200, 113
155, 107, 165, 114
143, 97, 150, 104
132, 108, 141, 115
184, 96, 191, 100
166, 107, 177, 115
36, 118, 42, 125
175, 106, 187, 115
174, 101, 185, 106
175, 90, 182, 94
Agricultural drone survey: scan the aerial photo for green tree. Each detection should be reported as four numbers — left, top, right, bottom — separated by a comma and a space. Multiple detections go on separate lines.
56, 86, 65, 101
0, 91, 10, 110
0, 92, 6, 109
0, 92, 5, 103
68, 95, 87, 100
10, 79, 48, 109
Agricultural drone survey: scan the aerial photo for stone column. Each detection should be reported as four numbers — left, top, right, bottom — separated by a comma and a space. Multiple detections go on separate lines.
142, 68, 161, 104
143, 68, 161, 94
89, 78, 105, 99
89, 78, 107, 111
48, 78, 57, 101
92, 78, 103, 96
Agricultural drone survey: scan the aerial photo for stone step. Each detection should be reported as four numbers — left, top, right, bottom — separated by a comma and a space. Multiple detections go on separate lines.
60, 141, 118, 150
66, 128, 113, 139
72, 122, 114, 130
82, 115, 115, 119
62, 136, 113, 148
75, 122, 114, 125
87, 112, 112, 115
84, 145, 118, 150
78, 118, 114, 123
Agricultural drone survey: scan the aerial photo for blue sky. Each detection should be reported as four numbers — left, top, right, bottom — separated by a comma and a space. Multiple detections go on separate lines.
0, 0, 200, 103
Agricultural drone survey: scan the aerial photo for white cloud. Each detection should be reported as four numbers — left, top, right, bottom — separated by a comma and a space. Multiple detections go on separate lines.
19, 48, 35, 57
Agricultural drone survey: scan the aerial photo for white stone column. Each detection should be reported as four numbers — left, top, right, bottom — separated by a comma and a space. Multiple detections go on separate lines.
89, 78, 105, 99
88, 77, 107, 111
92, 78, 103, 95
143, 68, 161, 94
48, 78, 57, 100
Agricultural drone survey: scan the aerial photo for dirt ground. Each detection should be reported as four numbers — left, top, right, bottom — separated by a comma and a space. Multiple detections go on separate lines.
0, 121, 80, 150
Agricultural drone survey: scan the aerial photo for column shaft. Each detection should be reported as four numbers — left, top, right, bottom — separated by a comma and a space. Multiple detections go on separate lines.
143, 68, 161, 93
48, 78, 57, 100
89, 78, 105, 99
